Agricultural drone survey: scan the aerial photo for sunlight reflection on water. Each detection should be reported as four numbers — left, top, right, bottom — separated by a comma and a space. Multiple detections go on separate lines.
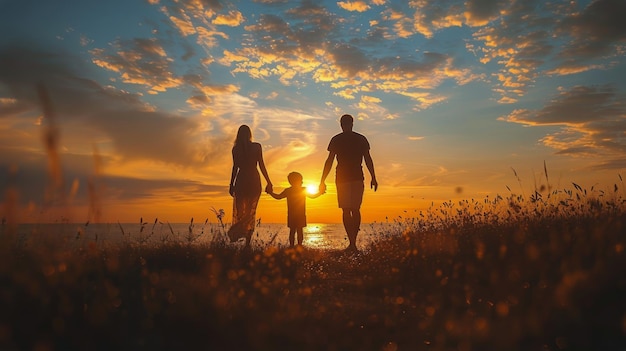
303, 224, 324, 247
302, 223, 344, 249
249, 222, 400, 250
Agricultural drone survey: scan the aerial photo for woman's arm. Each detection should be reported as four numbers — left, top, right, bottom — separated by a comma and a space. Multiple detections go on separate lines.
256, 143, 273, 192
229, 149, 238, 196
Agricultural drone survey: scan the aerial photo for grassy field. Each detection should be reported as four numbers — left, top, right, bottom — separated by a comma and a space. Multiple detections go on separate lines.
1, 188, 626, 351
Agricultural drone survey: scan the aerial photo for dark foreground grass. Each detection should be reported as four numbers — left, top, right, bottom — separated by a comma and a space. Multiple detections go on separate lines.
1, 210, 625, 351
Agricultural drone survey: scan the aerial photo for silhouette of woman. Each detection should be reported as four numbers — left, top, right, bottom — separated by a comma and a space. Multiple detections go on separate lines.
228, 125, 273, 247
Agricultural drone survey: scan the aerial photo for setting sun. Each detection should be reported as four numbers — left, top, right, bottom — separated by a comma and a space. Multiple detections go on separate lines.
306, 184, 318, 195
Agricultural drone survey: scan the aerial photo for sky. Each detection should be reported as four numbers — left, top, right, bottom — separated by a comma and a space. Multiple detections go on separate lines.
1, 0, 625, 224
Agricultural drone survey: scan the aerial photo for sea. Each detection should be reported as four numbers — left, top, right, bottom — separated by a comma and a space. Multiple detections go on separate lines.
6, 221, 406, 251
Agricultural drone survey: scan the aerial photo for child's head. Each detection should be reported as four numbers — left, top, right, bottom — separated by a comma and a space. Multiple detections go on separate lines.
287, 172, 303, 186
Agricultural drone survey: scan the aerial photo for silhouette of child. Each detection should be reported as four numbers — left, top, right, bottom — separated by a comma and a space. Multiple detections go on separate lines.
267, 172, 323, 247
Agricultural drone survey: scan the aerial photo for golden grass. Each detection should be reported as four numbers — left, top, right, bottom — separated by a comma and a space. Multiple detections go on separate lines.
1, 187, 625, 351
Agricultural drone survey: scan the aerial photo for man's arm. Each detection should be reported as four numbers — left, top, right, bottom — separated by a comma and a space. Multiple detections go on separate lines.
319, 150, 336, 193
364, 149, 378, 191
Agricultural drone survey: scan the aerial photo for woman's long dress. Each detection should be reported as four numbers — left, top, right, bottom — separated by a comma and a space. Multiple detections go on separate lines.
227, 144, 262, 242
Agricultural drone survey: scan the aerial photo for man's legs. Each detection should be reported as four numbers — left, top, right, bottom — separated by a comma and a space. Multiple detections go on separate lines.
288, 227, 296, 247
342, 208, 361, 250
296, 227, 304, 246
337, 181, 365, 250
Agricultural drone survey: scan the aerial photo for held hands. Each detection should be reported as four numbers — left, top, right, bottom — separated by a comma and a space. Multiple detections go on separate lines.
231, 184, 274, 196
318, 182, 327, 194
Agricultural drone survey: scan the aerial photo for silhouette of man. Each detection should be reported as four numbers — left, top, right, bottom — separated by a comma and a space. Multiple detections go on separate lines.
319, 114, 378, 251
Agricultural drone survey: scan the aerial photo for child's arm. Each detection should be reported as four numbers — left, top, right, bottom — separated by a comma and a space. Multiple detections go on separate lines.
268, 189, 287, 200
307, 187, 325, 199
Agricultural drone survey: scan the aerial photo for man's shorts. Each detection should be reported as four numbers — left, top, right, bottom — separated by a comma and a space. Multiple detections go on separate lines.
336, 181, 364, 209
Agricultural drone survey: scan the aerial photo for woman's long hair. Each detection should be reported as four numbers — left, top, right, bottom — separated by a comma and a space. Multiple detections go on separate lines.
233, 124, 252, 157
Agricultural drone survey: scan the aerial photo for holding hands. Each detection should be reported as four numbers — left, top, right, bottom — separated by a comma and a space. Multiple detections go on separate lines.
318, 182, 327, 194
230, 183, 274, 196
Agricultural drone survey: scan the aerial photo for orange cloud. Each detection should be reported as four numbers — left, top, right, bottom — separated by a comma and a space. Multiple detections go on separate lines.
196, 26, 229, 48
500, 85, 626, 161
213, 10, 244, 26
337, 1, 370, 13
334, 89, 357, 100
169, 14, 197, 37
546, 64, 604, 76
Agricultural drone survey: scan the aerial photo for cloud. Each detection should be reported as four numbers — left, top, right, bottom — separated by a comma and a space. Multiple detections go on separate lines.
90, 38, 183, 94
471, 0, 626, 98
286, 0, 333, 19
208, 95, 324, 174
586, 158, 626, 171
214, 3, 478, 112
329, 43, 370, 77
333, 88, 357, 100
103, 175, 226, 202
0, 44, 230, 168
0, 147, 226, 208
182, 74, 240, 113
500, 85, 626, 159
167, 10, 198, 37
397, 0, 626, 101
177, 89, 326, 176
180, 0, 223, 11
383, 8, 415, 38
157, 0, 232, 49
554, 0, 626, 70
253, 0, 290, 3
380, 162, 469, 188
0, 42, 261, 215
464, 0, 504, 26
353, 95, 389, 119
213, 10, 245, 26
337, 1, 370, 12
263, 133, 318, 173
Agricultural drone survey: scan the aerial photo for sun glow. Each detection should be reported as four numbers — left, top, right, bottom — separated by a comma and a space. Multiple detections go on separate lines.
306, 184, 318, 195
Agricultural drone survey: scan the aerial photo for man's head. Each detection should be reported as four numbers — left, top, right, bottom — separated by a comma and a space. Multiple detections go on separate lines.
340, 114, 353, 132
